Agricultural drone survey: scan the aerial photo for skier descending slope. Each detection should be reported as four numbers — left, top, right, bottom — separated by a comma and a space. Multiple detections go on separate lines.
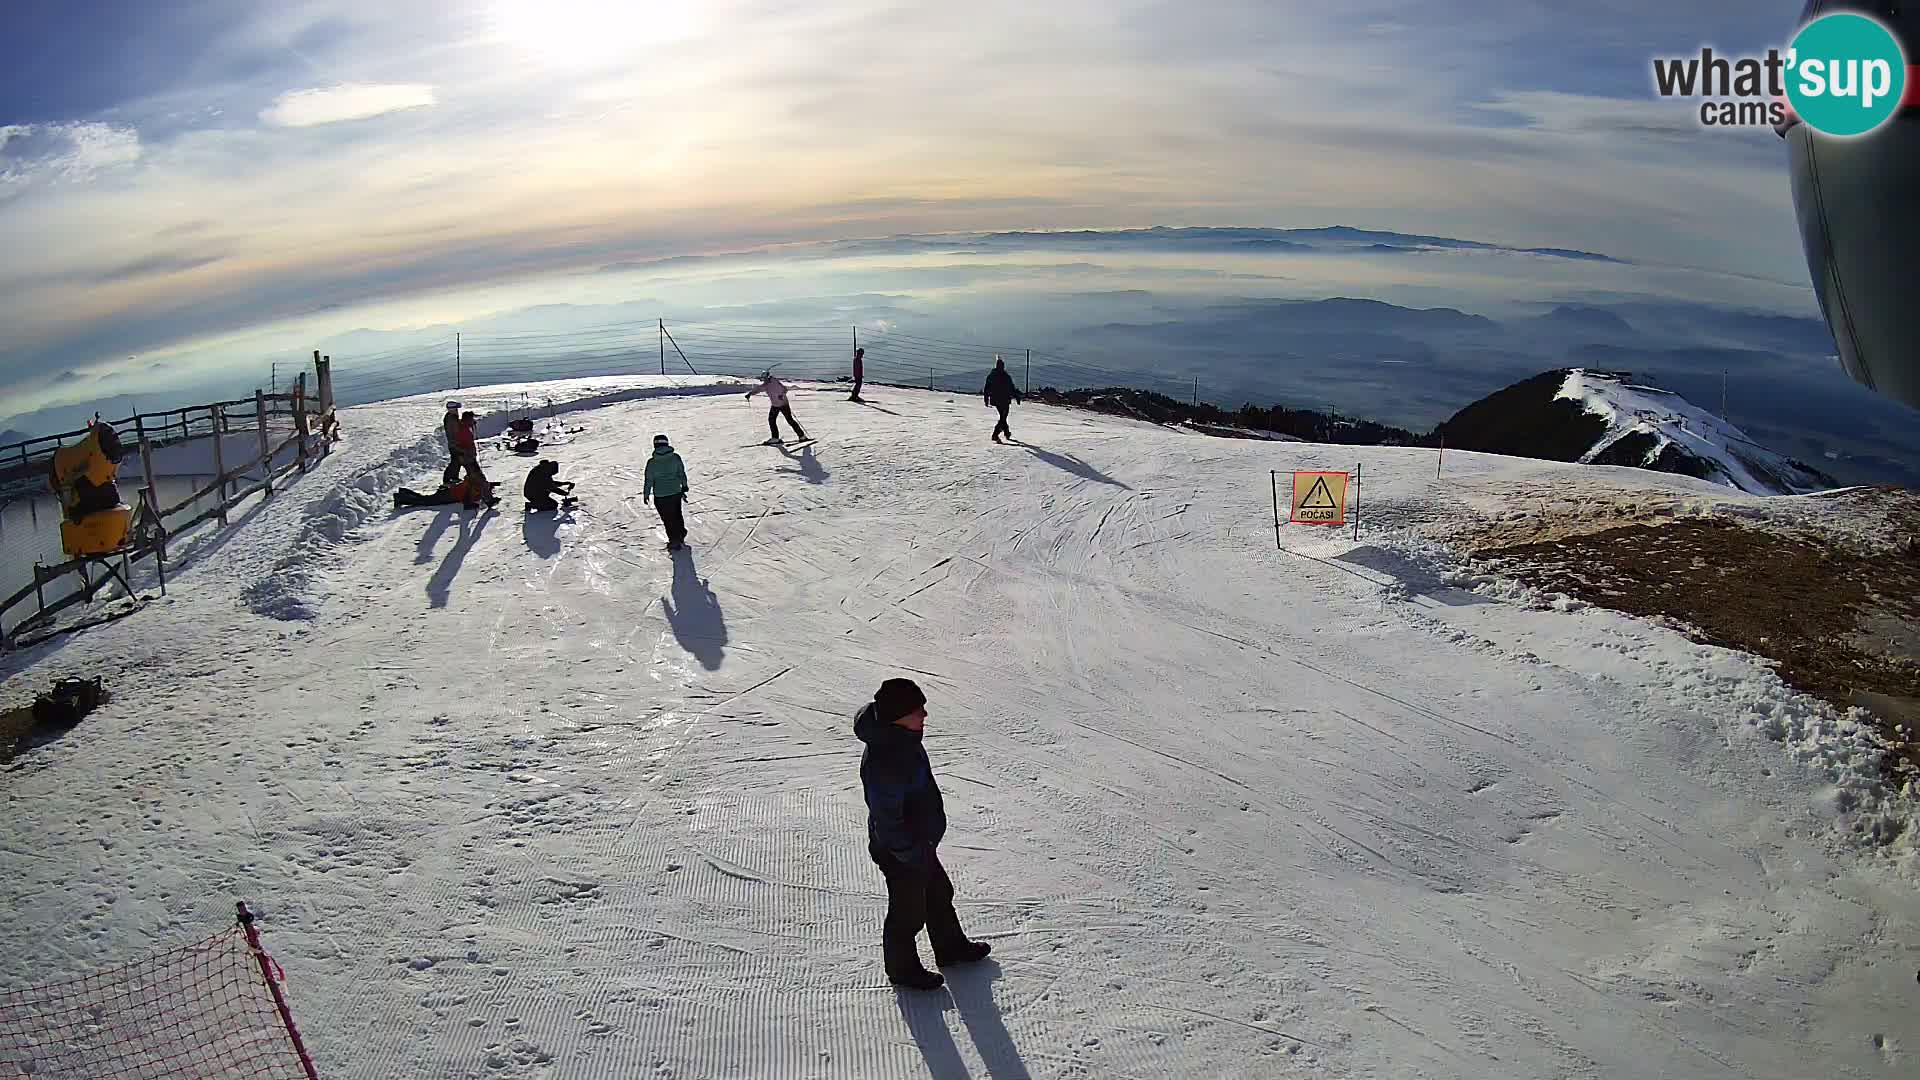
746, 370, 808, 444
855, 678, 991, 990
643, 433, 691, 550
983, 355, 1022, 443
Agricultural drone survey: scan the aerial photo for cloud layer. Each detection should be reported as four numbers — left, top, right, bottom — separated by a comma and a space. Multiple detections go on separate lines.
0, 0, 1820, 413
260, 83, 437, 127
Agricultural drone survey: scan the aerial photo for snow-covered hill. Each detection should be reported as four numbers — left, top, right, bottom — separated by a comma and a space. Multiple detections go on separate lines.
1433, 368, 1839, 496
0, 376, 1913, 1079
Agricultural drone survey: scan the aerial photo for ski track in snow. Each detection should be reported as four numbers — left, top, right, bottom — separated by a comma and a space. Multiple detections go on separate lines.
1, 377, 1915, 1079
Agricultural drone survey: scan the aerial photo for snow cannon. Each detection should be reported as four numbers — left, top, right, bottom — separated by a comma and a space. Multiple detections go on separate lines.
47, 420, 132, 556
1780, 0, 1920, 412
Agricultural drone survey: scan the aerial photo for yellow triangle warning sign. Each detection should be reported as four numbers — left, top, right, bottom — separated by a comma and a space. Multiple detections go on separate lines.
1300, 476, 1337, 510
1289, 470, 1348, 525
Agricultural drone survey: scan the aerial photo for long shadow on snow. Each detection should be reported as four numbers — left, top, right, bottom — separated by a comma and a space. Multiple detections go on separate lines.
777, 443, 829, 485
426, 510, 495, 608
521, 508, 569, 559
895, 961, 1033, 1080
413, 507, 459, 565
1333, 544, 1498, 608
852, 399, 904, 416
663, 547, 727, 670
1020, 445, 1130, 490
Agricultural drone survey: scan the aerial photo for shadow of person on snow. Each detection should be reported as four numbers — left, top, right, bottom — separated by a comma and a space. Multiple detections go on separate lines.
948, 961, 1031, 1080
778, 442, 830, 485
1021, 445, 1130, 490
853, 399, 903, 416
426, 510, 494, 608
895, 991, 969, 1080
662, 548, 727, 670
413, 506, 459, 565
893, 961, 1032, 1080
521, 507, 570, 559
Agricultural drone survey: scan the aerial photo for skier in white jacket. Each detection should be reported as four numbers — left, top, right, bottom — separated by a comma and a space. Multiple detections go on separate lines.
746, 371, 809, 444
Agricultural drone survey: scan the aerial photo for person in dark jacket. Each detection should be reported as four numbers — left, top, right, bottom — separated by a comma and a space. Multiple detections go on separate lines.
522, 460, 574, 513
849, 347, 866, 402
855, 678, 990, 989
983, 355, 1022, 443
441, 401, 463, 485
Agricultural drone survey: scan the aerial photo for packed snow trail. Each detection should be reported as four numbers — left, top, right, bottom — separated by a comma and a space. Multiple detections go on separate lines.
1, 378, 1914, 1079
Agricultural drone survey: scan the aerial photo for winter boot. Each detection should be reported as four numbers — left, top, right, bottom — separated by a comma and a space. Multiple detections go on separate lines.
934, 941, 991, 968
885, 940, 944, 990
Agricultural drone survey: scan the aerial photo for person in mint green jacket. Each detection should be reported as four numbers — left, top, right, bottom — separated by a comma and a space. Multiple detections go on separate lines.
643, 433, 691, 550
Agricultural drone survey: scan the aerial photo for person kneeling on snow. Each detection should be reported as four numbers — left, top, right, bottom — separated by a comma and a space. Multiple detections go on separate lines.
523, 459, 575, 513
855, 679, 990, 990
643, 433, 690, 550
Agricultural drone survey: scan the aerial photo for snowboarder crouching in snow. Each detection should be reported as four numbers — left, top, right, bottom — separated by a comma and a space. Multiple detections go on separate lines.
746, 371, 808, 444
983, 355, 1022, 443
643, 433, 690, 550
523, 459, 575, 513
855, 678, 991, 989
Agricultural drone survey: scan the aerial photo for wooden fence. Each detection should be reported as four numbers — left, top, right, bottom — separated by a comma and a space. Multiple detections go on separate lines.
0, 358, 339, 647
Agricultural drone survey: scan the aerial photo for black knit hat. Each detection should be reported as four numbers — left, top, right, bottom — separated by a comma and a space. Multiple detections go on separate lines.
874, 678, 927, 724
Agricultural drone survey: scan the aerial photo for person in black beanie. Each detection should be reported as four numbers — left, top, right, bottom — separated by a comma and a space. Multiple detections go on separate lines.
854, 678, 991, 989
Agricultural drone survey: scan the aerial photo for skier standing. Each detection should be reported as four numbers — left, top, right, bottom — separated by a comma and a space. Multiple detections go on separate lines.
451, 412, 495, 507
441, 401, 463, 485
643, 433, 691, 550
854, 678, 991, 990
983, 355, 1022, 443
746, 371, 808, 444
849, 347, 866, 402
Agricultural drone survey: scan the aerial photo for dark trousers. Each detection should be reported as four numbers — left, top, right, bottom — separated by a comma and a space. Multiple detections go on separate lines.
768, 404, 806, 440
992, 402, 1012, 440
850, 370, 864, 399
526, 493, 558, 512
655, 493, 686, 545
443, 454, 461, 486
873, 846, 968, 972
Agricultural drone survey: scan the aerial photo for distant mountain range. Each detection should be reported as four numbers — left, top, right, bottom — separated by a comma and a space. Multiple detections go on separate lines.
1034, 367, 1838, 497
800, 226, 1627, 265
1431, 369, 1838, 496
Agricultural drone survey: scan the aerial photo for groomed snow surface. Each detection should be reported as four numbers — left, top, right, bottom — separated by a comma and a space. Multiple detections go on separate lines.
2, 376, 1915, 1079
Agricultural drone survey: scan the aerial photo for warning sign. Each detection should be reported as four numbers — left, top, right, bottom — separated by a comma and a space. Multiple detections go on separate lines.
1290, 471, 1348, 525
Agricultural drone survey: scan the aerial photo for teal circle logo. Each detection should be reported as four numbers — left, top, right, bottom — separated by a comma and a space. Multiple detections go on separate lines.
1787, 12, 1907, 137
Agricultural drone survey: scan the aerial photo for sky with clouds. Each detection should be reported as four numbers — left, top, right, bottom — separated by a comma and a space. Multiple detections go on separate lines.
0, 1, 1821, 425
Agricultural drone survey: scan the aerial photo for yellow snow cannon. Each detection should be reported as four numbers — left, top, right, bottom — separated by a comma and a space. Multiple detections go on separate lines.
48, 421, 133, 556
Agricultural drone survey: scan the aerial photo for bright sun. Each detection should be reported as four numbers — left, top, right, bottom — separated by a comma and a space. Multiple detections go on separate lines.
491, 0, 696, 66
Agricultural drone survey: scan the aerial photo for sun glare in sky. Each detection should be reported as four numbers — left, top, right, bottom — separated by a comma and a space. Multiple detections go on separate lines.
490, 0, 697, 65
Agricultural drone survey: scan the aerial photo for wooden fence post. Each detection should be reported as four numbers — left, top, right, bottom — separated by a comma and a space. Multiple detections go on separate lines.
210, 404, 230, 525
256, 390, 273, 497
294, 372, 310, 474
135, 414, 157, 513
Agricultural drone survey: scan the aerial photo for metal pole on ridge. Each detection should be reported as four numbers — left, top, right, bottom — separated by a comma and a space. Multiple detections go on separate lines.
1353, 461, 1361, 543
660, 319, 666, 376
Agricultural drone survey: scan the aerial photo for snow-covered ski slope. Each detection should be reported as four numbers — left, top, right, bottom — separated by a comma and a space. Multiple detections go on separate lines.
2, 376, 1914, 1080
